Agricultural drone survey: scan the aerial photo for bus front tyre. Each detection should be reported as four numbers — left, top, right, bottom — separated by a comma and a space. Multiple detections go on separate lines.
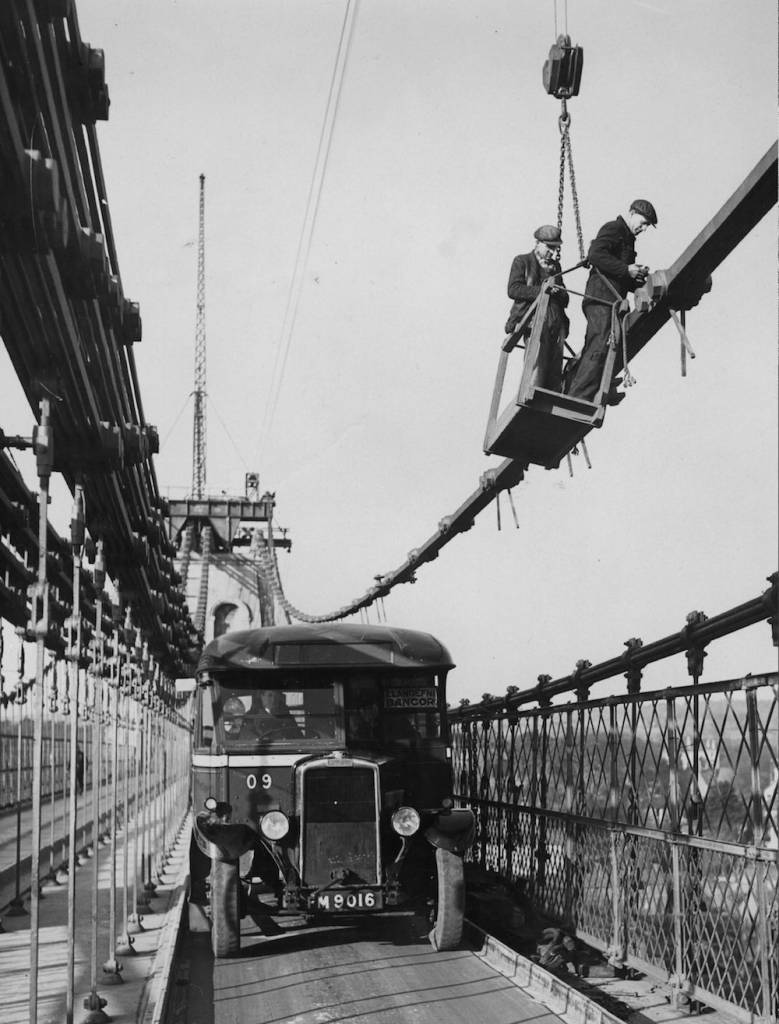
211, 858, 241, 957
428, 847, 465, 951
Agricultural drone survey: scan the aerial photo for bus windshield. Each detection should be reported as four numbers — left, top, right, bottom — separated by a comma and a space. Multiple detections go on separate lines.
208, 670, 444, 750
215, 681, 338, 747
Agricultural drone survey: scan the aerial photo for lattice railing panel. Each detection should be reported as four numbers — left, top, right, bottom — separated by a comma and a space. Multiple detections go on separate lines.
629, 698, 673, 829
580, 702, 612, 818
680, 847, 777, 1014
573, 824, 613, 939
622, 836, 675, 968
543, 713, 570, 813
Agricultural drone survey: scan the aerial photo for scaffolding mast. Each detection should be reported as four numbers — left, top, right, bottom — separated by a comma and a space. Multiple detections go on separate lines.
192, 173, 207, 499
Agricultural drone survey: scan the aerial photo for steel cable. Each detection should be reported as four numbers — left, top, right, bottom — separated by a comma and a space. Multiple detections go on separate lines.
258, 0, 360, 458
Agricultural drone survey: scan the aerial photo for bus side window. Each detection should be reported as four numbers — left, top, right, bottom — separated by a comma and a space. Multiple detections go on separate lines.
199, 688, 214, 748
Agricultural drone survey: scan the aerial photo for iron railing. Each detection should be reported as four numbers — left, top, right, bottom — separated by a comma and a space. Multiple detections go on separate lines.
451, 574, 778, 1023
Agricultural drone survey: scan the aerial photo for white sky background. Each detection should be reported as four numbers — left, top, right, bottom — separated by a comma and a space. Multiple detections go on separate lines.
1, 0, 776, 702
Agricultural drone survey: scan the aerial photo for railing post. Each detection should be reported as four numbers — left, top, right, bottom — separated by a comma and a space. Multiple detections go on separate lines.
624, 640, 643, 970
745, 679, 774, 1022
536, 679, 552, 900
606, 698, 625, 968
103, 604, 123, 982
28, 397, 54, 1024
116, 608, 138, 955
561, 665, 589, 928
65, 482, 85, 1024
683, 610, 708, 1011
665, 691, 690, 1007
45, 659, 59, 885
528, 694, 541, 898
7, 630, 28, 917
504, 706, 518, 879
82, 537, 109, 1023
478, 718, 489, 869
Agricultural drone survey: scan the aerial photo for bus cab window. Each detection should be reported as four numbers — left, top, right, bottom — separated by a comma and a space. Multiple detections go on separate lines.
216, 682, 339, 746
348, 702, 380, 741
198, 687, 214, 748
345, 675, 381, 743
301, 686, 338, 738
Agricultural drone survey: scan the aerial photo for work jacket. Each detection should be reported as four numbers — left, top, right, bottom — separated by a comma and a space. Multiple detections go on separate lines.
505, 251, 568, 335
583, 216, 637, 307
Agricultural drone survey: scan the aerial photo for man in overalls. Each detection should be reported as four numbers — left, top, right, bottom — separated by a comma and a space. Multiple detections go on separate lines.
566, 199, 657, 402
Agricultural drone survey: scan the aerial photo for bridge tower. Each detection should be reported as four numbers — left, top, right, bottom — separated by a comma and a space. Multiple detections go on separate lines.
166, 176, 291, 647
192, 173, 207, 499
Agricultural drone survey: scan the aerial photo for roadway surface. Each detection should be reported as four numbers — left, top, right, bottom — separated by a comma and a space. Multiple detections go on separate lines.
172, 897, 572, 1024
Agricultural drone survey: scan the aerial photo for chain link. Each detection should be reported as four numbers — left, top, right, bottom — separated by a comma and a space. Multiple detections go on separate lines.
565, 131, 585, 260
556, 100, 568, 235
557, 127, 567, 235
556, 98, 585, 261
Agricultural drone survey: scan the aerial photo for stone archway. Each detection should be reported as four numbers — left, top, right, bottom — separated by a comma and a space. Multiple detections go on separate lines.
212, 600, 253, 639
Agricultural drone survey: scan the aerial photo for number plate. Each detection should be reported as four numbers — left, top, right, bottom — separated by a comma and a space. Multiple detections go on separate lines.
313, 889, 383, 912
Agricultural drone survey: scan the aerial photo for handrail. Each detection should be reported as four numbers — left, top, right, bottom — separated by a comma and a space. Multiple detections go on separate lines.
452, 571, 777, 716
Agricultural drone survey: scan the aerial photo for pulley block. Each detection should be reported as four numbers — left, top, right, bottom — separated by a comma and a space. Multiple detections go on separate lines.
542, 34, 583, 99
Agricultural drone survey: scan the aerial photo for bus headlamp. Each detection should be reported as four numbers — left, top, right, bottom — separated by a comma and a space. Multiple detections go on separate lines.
260, 810, 289, 841
391, 806, 420, 836
204, 796, 218, 811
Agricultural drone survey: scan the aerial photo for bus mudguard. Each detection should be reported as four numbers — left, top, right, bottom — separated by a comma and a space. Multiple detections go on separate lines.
193, 812, 258, 862
423, 808, 476, 855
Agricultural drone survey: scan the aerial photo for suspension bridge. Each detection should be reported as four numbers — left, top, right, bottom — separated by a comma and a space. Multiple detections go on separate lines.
0, 3, 776, 1024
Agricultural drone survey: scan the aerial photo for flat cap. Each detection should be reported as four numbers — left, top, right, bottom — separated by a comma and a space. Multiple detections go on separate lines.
629, 199, 658, 225
533, 224, 562, 247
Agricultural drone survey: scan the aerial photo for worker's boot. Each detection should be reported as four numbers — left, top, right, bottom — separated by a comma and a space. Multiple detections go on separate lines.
605, 387, 625, 406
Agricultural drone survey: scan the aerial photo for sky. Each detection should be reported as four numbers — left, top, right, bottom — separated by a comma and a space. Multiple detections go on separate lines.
1, 0, 776, 703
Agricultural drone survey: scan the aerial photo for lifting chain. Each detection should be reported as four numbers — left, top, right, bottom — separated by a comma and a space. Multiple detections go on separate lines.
556, 99, 586, 262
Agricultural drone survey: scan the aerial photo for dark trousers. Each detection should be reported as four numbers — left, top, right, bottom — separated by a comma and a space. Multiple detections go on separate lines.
567, 302, 612, 400
538, 307, 567, 392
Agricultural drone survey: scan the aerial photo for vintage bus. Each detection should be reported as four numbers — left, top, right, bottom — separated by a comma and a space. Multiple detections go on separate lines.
190, 622, 475, 957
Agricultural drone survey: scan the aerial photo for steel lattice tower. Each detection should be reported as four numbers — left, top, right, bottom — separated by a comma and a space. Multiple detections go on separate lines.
191, 173, 207, 499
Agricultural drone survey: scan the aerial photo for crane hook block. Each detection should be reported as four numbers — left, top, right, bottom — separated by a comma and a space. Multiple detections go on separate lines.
542, 35, 583, 99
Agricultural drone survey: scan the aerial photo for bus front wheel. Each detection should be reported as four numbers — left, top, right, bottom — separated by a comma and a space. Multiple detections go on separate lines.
211, 858, 241, 957
429, 847, 465, 951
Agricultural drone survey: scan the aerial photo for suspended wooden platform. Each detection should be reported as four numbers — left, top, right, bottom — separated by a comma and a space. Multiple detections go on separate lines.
483, 284, 618, 468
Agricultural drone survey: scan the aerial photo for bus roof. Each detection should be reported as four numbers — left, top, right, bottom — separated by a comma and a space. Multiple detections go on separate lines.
197, 622, 454, 675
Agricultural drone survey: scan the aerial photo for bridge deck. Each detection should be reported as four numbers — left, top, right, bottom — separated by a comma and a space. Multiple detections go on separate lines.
0, 800, 742, 1024
179, 910, 570, 1024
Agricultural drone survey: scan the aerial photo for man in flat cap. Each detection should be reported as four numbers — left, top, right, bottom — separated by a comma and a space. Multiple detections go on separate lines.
504, 224, 570, 392
566, 199, 657, 402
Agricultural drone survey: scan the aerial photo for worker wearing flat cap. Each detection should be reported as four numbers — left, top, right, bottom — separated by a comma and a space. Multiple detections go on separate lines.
504, 224, 570, 392
566, 199, 657, 403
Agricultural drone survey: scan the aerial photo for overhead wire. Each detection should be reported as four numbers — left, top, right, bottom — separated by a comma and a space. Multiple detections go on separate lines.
207, 396, 249, 470
160, 393, 193, 450
257, 0, 360, 461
